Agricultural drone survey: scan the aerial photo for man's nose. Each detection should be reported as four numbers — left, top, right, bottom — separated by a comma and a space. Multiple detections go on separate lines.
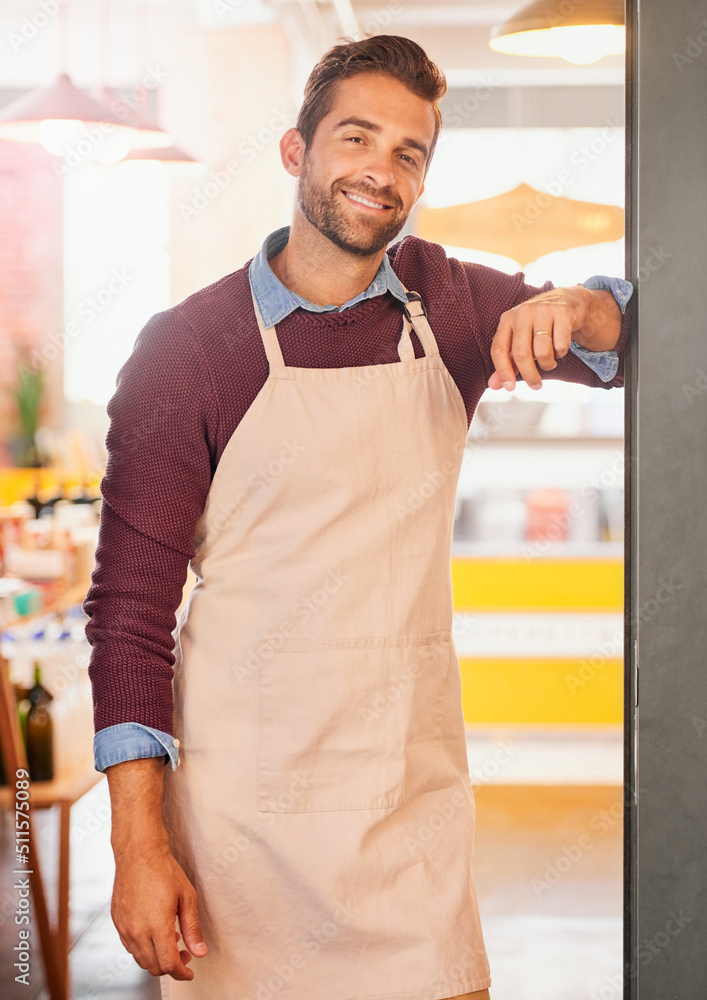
360, 150, 397, 191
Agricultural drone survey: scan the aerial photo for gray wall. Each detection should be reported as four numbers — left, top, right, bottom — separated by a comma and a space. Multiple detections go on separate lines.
627, 0, 707, 995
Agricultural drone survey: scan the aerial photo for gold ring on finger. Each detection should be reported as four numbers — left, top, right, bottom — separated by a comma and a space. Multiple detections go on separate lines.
533, 330, 553, 337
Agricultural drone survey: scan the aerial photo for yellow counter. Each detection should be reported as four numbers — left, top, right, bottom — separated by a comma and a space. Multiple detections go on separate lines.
452, 556, 623, 726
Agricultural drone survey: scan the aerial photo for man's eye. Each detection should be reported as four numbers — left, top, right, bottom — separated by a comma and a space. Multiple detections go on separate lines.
345, 136, 364, 143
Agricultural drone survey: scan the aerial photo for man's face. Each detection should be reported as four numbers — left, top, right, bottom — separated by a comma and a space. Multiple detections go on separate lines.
296, 72, 437, 257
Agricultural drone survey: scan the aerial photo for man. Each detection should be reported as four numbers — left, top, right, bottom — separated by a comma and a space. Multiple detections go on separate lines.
86, 34, 632, 1000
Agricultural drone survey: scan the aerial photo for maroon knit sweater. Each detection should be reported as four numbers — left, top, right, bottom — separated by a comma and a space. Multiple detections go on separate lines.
85, 236, 631, 735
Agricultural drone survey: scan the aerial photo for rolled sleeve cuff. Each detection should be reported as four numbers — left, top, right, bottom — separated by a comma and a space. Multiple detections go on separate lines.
568, 340, 619, 382
93, 722, 180, 773
582, 274, 634, 315
569, 275, 635, 382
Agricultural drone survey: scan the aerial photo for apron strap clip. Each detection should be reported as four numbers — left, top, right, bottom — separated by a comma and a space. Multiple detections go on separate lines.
403, 291, 428, 321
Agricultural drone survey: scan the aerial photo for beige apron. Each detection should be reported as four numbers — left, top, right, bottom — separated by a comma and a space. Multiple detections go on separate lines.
160, 287, 491, 999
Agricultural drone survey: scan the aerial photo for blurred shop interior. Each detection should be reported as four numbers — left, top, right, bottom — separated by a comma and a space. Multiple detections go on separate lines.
0, 1, 627, 998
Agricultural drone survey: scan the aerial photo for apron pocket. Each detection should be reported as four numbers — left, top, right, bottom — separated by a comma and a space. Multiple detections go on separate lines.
257, 630, 456, 813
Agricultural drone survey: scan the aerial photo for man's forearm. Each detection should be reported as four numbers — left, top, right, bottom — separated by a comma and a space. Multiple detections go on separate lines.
107, 758, 170, 860
571, 287, 623, 353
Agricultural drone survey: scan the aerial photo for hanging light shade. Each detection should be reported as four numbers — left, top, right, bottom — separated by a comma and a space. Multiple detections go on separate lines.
489, 0, 625, 65
0, 74, 135, 151
415, 183, 624, 268
95, 86, 173, 150
122, 142, 204, 174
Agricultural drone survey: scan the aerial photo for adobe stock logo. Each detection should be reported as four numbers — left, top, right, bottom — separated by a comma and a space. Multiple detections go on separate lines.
8, 0, 67, 53
673, 20, 707, 72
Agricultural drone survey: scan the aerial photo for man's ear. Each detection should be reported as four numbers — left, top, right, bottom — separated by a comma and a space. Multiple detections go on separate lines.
413, 180, 425, 206
280, 128, 306, 178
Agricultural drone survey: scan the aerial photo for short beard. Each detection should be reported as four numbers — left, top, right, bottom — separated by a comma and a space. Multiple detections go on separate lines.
297, 152, 409, 258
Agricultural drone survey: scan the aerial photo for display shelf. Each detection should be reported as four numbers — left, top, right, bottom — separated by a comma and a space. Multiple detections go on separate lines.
451, 554, 622, 612
468, 436, 624, 445
452, 541, 623, 559
1, 582, 87, 633
451, 551, 624, 727
0, 468, 101, 507
458, 439, 625, 493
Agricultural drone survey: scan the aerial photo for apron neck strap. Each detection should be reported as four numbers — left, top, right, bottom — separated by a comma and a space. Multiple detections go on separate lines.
400, 288, 440, 359
249, 285, 441, 371
251, 290, 286, 370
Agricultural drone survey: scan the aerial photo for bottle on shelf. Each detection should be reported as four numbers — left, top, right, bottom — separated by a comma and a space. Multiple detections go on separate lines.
0, 682, 28, 787
66, 480, 98, 506
524, 488, 571, 543
25, 663, 54, 782
22, 472, 67, 520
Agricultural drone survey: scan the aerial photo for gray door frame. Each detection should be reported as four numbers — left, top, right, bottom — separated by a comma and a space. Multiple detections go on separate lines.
625, 1, 707, 996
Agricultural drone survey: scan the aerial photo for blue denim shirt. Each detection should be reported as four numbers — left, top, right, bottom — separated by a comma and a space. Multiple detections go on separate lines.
93, 228, 633, 773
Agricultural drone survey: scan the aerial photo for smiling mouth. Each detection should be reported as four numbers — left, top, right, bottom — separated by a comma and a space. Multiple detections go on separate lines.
342, 190, 392, 211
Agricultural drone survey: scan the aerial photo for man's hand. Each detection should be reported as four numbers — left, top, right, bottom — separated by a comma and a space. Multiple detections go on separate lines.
106, 757, 208, 981
112, 839, 206, 980
488, 286, 622, 391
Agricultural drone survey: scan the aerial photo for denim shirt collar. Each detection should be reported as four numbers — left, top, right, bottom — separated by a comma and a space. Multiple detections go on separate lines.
248, 226, 409, 328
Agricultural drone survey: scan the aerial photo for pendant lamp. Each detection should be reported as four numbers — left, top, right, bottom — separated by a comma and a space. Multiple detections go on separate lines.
122, 143, 204, 174
94, 87, 172, 151
0, 74, 135, 153
0, 1, 173, 158
489, 0, 625, 65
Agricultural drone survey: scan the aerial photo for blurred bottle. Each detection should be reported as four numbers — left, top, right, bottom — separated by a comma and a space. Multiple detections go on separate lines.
66, 481, 98, 506
26, 663, 54, 781
525, 488, 570, 543
37, 485, 65, 519
24, 473, 63, 519
0, 683, 30, 787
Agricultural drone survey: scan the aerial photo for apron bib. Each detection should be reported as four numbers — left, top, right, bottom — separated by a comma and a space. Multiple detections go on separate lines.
160, 288, 491, 999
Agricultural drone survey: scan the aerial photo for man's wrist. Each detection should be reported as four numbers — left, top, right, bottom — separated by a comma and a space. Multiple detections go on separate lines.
112, 825, 170, 858
107, 757, 170, 856
582, 274, 633, 315
572, 287, 622, 352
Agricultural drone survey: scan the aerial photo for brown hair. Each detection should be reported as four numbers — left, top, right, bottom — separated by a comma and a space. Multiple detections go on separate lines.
296, 35, 447, 169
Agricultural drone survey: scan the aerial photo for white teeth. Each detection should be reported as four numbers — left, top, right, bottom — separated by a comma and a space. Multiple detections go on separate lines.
345, 191, 387, 210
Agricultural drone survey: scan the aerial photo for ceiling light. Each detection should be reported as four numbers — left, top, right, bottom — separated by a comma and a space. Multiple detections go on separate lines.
490, 0, 625, 65
0, 74, 134, 151
122, 143, 204, 174
95, 86, 173, 150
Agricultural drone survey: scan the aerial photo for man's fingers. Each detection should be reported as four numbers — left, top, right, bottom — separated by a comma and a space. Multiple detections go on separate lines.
489, 312, 518, 391
152, 927, 196, 981
115, 914, 196, 980
119, 930, 167, 979
489, 300, 581, 390
549, 315, 573, 359
175, 929, 193, 965
510, 315, 544, 390
531, 305, 574, 371
178, 892, 208, 958
487, 369, 519, 390
531, 328, 558, 372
